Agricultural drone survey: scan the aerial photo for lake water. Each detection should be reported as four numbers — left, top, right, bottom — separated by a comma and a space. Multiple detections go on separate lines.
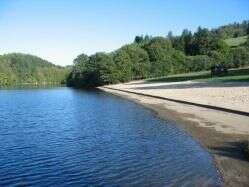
0, 87, 221, 186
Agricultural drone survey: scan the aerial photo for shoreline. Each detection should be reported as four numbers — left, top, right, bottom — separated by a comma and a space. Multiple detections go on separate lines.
99, 86, 249, 187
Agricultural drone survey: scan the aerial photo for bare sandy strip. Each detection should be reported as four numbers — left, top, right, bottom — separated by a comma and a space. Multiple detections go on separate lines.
99, 81, 249, 187
109, 80, 249, 114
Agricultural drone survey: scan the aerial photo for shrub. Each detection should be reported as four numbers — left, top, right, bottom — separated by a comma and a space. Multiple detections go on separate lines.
187, 55, 212, 72
229, 47, 249, 68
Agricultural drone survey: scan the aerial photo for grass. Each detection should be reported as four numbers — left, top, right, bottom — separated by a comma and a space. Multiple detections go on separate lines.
146, 67, 249, 83
224, 36, 248, 47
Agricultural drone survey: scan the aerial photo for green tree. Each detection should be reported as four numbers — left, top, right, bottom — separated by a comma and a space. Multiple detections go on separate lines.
123, 44, 150, 79
192, 27, 212, 55
182, 29, 193, 55
134, 35, 144, 44
170, 50, 188, 73
229, 47, 249, 68
144, 37, 173, 76
90, 52, 118, 85
113, 47, 133, 82
245, 36, 249, 47
167, 31, 173, 40
67, 54, 89, 87
187, 55, 212, 71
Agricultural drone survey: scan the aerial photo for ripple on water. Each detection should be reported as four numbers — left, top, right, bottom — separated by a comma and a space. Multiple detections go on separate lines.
0, 88, 222, 186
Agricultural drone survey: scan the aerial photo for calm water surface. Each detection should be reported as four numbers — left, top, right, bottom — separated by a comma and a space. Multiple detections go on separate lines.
0, 87, 221, 186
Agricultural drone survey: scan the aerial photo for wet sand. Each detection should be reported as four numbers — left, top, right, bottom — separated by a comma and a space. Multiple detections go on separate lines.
99, 82, 249, 187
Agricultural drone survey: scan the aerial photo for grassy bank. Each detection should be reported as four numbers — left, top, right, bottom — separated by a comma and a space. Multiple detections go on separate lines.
146, 67, 249, 83
225, 36, 248, 47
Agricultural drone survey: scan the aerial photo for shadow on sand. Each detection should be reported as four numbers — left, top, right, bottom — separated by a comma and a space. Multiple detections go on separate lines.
210, 141, 249, 162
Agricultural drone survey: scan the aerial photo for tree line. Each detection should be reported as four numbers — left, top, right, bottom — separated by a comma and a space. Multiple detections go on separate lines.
1, 21, 248, 88
67, 20, 249, 88
0, 53, 70, 87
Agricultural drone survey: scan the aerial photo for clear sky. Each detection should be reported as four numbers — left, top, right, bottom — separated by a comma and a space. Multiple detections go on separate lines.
0, 0, 248, 66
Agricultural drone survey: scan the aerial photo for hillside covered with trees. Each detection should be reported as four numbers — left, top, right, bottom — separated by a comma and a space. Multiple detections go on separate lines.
0, 53, 70, 87
67, 20, 249, 88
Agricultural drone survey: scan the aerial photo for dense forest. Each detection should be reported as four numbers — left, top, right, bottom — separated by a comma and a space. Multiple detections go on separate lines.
0, 53, 69, 87
67, 20, 249, 87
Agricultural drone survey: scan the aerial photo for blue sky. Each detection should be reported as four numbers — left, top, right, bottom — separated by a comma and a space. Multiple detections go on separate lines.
0, 0, 248, 66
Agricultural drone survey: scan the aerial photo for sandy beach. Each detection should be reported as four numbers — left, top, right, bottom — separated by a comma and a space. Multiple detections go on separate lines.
100, 80, 249, 187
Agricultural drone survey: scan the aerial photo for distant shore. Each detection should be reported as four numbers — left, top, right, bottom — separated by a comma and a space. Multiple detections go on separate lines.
99, 80, 249, 187
0, 82, 65, 89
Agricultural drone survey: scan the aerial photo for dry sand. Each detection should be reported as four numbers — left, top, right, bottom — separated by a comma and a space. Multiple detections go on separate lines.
108, 80, 249, 114
99, 80, 249, 187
